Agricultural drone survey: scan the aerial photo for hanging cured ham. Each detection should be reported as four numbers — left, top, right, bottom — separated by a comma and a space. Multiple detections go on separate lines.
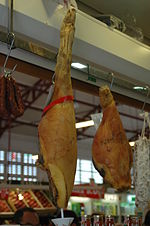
92, 85, 133, 190
38, 8, 77, 208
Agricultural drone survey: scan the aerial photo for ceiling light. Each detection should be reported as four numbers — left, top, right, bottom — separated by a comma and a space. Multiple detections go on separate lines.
76, 120, 94, 129
129, 141, 135, 147
71, 62, 87, 69
133, 86, 146, 90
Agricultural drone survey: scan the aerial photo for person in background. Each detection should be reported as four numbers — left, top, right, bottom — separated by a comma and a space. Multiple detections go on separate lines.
39, 215, 53, 226
13, 207, 40, 226
144, 210, 150, 226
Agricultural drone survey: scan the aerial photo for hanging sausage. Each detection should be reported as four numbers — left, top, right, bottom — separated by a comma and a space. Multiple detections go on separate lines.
0, 73, 9, 118
6, 75, 24, 117
134, 112, 150, 211
0, 72, 24, 118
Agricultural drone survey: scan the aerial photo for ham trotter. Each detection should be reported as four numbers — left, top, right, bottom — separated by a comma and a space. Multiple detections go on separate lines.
92, 86, 133, 190
38, 9, 77, 208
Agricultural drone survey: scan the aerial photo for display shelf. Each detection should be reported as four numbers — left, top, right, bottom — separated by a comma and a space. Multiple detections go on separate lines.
0, 188, 57, 214
22, 190, 42, 209
7, 190, 27, 211
33, 190, 54, 208
0, 212, 14, 218
0, 183, 49, 190
0, 199, 13, 213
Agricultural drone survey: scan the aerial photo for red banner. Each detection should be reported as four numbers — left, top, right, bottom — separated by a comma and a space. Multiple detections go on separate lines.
71, 187, 104, 199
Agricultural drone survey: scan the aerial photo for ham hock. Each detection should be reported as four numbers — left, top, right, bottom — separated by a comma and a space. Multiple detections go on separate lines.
38, 9, 77, 208
92, 86, 133, 190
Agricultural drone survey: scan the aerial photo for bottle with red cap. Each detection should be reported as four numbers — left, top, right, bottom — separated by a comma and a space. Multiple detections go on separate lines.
124, 215, 141, 226
124, 215, 132, 226
105, 215, 115, 226
93, 215, 104, 226
81, 215, 91, 226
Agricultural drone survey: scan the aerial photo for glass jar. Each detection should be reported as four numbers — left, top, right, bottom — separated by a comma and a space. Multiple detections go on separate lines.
138, 216, 142, 226
81, 215, 91, 226
105, 215, 115, 226
124, 215, 141, 226
124, 215, 132, 226
130, 216, 139, 226
93, 215, 104, 226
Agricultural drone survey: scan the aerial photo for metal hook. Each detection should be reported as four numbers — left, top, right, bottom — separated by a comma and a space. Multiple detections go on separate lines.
141, 86, 150, 113
4, 63, 17, 77
11, 63, 17, 74
52, 73, 55, 85
44, 74, 55, 108
7, 32, 15, 49
110, 72, 115, 90
3, 33, 16, 77
3, 33, 15, 69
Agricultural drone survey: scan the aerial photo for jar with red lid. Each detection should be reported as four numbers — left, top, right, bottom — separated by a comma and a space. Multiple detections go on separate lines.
130, 216, 140, 226
93, 215, 104, 226
124, 215, 141, 226
81, 215, 91, 226
124, 215, 132, 226
138, 216, 142, 226
105, 215, 115, 226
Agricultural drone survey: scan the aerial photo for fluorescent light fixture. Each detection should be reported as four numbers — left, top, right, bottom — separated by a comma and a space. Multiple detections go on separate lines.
71, 62, 87, 69
76, 120, 94, 129
32, 155, 38, 160
133, 86, 146, 90
129, 141, 135, 147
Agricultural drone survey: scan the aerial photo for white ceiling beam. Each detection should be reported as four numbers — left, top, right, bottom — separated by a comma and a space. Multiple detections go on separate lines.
0, 0, 150, 86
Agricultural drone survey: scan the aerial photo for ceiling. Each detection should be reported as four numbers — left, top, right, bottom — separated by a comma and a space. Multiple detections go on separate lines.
0, 0, 150, 146
76, 0, 150, 46
0, 67, 146, 143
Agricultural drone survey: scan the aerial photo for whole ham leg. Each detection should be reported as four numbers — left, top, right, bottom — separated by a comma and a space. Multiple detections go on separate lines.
92, 86, 133, 190
38, 9, 77, 208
